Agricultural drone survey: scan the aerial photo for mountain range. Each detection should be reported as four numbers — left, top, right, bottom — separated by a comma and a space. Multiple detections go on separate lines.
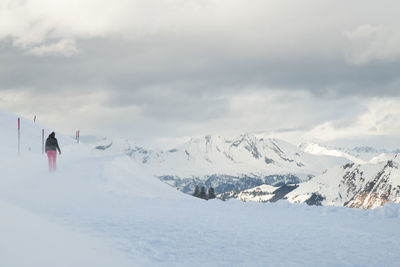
90, 132, 400, 209
93, 134, 349, 194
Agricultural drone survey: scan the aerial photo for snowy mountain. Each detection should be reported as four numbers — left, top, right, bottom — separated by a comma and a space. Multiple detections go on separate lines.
298, 142, 396, 164
286, 155, 400, 209
298, 142, 367, 164
226, 154, 400, 209
93, 134, 349, 194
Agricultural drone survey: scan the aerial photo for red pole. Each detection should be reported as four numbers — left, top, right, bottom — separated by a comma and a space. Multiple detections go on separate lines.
42, 129, 44, 154
77, 130, 80, 143
18, 117, 20, 156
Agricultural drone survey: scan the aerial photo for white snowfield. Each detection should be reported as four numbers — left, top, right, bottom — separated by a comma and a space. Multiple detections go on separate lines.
1, 110, 400, 266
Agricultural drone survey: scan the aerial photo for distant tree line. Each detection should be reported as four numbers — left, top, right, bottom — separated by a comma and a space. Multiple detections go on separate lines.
192, 186, 216, 200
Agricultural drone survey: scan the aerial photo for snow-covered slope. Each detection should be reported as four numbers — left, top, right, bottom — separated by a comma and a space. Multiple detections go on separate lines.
0, 110, 186, 266
2, 110, 400, 266
286, 155, 400, 209
94, 134, 349, 194
0, 200, 134, 267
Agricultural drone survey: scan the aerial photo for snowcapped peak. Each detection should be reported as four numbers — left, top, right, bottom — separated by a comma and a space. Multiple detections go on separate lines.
369, 153, 393, 164
298, 142, 366, 164
231, 133, 256, 147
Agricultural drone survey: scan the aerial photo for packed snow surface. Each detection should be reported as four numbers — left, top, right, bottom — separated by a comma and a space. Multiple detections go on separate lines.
1, 111, 400, 266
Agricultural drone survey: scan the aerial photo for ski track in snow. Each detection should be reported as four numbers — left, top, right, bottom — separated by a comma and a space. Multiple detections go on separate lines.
1, 112, 400, 266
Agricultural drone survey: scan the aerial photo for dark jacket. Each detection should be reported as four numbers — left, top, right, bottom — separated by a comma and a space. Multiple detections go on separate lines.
45, 136, 61, 153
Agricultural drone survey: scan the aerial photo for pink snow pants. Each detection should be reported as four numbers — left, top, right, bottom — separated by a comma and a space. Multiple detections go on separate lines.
47, 150, 57, 172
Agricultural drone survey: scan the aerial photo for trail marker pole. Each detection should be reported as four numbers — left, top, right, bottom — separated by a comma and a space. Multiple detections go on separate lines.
77, 130, 80, 144
42, 129, 45, 154
18, 117, 20, 156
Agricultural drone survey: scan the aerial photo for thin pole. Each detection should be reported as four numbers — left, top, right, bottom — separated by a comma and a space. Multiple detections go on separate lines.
42, 129, 44, 154
18, 117, 20, 156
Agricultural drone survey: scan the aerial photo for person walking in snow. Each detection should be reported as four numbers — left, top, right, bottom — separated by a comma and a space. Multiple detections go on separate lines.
45, 132, 61, 172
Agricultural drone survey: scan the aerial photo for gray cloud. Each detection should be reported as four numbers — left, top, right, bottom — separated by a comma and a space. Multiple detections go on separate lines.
2, 35, 400, 98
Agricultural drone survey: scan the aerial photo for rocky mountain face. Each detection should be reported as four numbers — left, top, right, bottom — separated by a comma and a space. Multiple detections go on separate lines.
92, 134, 348, 195
286, 155, 400, 209
224, 155, 400, 209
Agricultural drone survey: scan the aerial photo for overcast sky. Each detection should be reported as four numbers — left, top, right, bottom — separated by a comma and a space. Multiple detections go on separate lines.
1, 0, 400, 148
